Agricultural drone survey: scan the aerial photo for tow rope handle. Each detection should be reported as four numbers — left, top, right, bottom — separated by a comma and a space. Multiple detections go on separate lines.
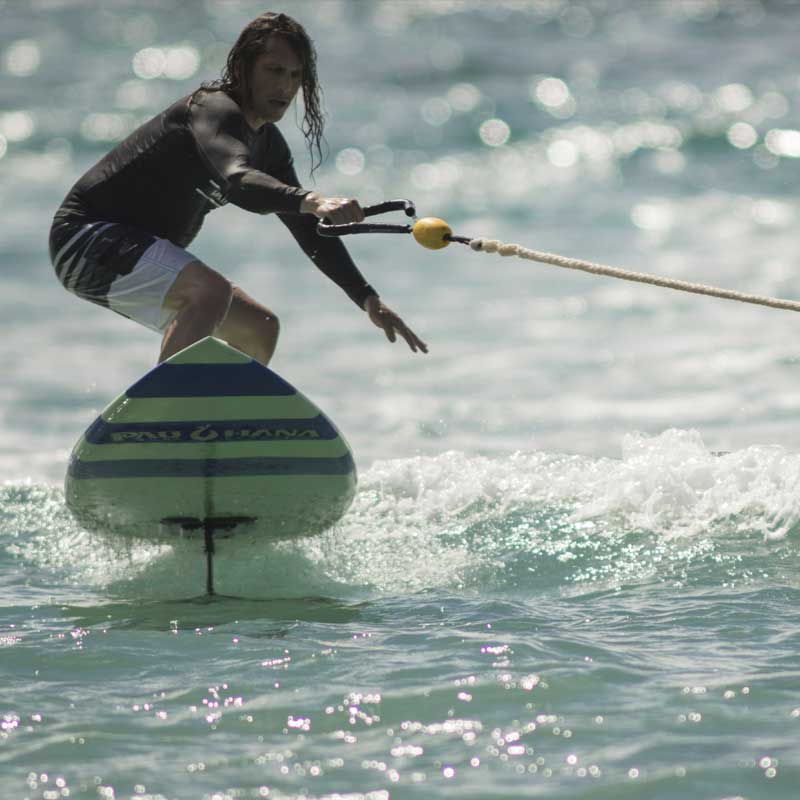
316, 199, 417, 237
317, 198, 467, 250
317, 197, 800, 313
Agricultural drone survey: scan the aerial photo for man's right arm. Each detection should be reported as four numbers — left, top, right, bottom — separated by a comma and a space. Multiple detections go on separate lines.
189, 92, 308, 214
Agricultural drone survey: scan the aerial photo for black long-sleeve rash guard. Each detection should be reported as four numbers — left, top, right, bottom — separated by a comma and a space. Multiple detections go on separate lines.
54, 90, 377, 308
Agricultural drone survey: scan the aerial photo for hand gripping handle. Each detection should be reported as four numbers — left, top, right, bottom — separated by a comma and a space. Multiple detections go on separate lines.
316, 199, 416, 237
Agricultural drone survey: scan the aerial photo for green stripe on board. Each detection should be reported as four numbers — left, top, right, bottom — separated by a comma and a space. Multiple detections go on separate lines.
104, 395, 320, 423
167, 339, 252, 365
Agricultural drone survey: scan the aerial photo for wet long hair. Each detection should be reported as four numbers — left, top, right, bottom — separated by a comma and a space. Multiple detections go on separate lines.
196, 12, 325, 174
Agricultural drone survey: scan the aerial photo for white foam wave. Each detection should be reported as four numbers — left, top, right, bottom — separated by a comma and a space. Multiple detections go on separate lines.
574, 429, 800, 541
3, 429, 798, 600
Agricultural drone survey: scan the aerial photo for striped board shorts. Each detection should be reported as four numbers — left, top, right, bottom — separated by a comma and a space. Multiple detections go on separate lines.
49, 218, 198, 333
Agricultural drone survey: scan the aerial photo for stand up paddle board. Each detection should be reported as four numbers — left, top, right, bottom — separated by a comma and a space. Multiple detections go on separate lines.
66, 337, 357, 590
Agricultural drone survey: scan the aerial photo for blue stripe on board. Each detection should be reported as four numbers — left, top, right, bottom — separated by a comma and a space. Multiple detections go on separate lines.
84, 414, 338, 444
127, 363, 296, 398
68, 453, 355, 479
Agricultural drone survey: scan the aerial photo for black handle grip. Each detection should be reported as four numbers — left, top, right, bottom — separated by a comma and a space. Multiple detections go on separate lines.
317, 199, 416, 237
362, 199, 416, 219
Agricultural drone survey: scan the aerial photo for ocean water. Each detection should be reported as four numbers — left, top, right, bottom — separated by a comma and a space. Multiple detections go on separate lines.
3, 0, 800, 798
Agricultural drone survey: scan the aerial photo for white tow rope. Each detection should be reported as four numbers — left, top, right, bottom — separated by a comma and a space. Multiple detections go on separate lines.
468, 237, 800, 313
323, 209, 800, 314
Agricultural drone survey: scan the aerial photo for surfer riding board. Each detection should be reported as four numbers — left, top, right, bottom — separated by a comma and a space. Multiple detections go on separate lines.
50, 13, 427, 594
49, 11, 427, 367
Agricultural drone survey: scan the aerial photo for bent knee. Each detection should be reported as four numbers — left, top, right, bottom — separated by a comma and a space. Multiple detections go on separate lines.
190, 280, 233, 321
166, 262, 233, 321
241, 312, 279, 354
228, 288, 280, 341
222, 307, 280, 364
261, 311, 280, 339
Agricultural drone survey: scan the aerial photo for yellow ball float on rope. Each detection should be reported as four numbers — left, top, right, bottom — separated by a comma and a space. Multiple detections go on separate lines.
412, 217, 452, 250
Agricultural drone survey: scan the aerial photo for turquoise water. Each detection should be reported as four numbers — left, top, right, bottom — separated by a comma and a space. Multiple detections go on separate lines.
3, 1, 800, 797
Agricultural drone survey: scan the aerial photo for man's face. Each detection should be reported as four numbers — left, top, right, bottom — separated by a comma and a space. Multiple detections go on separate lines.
245, 35, 303, 125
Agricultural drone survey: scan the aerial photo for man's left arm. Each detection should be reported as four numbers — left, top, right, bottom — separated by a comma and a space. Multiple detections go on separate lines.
265, 133, 428, 353
277, 209, 376, 308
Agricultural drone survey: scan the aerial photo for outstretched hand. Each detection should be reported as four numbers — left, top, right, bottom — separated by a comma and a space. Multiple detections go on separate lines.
364, 295, 428, 354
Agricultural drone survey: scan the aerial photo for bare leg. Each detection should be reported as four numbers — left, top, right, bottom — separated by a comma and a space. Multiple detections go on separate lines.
216, 286, 280, 365
159, 261, 233, 362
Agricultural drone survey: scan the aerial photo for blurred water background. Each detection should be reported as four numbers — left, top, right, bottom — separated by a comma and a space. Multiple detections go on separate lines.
3, 1, 800, 798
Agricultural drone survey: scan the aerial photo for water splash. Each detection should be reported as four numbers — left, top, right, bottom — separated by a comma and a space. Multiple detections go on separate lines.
3, 430, 798, 601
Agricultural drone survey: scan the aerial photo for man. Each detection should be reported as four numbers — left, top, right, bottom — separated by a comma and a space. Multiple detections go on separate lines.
49, 11, 427, 364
